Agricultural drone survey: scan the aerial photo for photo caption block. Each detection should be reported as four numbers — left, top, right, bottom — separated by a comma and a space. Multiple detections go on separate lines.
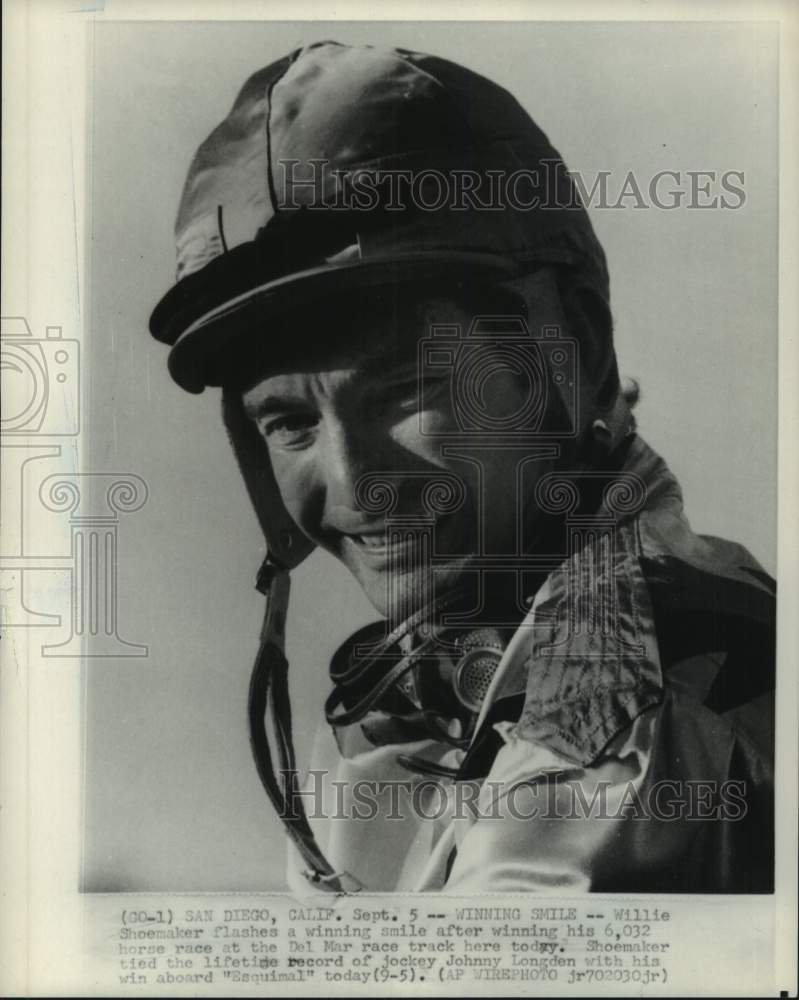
81, 893, 777, 996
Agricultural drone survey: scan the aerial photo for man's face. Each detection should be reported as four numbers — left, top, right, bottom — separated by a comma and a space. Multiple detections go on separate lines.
242, 290, 561, 617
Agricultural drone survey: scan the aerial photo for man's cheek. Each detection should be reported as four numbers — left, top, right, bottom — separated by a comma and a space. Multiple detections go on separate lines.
270, 458, 320, 535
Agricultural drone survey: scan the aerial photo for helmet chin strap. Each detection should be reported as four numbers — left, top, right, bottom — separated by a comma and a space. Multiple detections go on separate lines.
247, 564, 517, 890
323, 585, 479, 729
248, 556, 363, 893
225, 390, 357, 888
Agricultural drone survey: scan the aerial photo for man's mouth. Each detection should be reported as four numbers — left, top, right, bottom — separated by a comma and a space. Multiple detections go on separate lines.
338, 521, 432, 569
349, 528, 415, 553
342, 512, 465, 563
354, 530, 392, 549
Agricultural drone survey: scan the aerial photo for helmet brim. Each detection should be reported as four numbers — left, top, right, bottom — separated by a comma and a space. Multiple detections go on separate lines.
166, 250, 521, 393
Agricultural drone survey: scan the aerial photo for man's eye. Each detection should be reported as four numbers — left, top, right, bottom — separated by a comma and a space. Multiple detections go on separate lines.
261, 414, 317, 447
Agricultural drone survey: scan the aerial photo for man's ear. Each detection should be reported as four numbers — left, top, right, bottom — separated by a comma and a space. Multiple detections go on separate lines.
558, 277, 619, 412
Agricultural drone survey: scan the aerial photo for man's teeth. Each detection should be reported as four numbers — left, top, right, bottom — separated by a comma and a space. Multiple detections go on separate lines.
356, 532, 390, 547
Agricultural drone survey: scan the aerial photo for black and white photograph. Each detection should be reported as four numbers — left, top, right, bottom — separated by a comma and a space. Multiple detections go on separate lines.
1, 2, 797, 996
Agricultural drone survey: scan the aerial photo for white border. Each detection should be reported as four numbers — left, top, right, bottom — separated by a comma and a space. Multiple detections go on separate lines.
1, 1, 796, 995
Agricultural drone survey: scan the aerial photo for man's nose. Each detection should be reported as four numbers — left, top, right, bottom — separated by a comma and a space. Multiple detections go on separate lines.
318, 418, 386, 525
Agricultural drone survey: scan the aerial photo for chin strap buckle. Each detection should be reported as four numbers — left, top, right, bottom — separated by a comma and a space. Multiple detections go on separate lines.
302, 868, 364, 894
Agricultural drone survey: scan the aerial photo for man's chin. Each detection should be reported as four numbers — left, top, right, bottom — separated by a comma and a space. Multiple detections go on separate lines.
347, 560, 474, 621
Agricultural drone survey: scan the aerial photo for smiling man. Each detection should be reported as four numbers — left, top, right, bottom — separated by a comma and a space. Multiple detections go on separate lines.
150, 41, 775, 893
237, 283, 576, 617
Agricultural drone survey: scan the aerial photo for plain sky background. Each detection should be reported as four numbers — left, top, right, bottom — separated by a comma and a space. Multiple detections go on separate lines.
84, 19, 777, 891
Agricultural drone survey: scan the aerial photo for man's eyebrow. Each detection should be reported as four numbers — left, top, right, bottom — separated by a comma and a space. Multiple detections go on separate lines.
243, 394, 310, 420
242, 348, 420, 419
